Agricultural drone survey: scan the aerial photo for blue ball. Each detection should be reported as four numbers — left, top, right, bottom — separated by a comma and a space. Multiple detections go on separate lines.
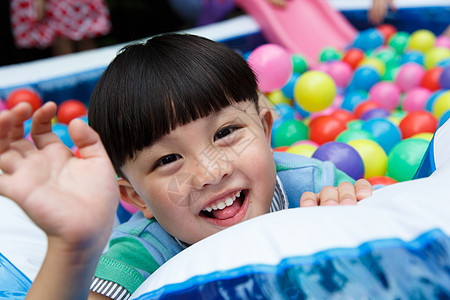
361, 118, 401, 154
399, 51, 424, 66
341, 90, 368, 111
348, 66, 380, 91
426, 90, 446, 112
293, 100, 310, 119
52, 123, 74, 149
274, 103, 296, 120
438, 109, 450, 128
281, 72, 301, 100
352, 29, 384, 52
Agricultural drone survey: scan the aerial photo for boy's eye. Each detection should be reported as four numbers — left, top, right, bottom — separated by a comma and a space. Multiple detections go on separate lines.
214, 126, 239, 141
155, 154, 182, 168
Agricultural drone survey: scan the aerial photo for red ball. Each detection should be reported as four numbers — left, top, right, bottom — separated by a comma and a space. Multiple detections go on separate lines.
6, 88, 42, 112
420, 67, 443, 91
57, 99, 88, 124
398, 111, 438, 139
354, 100, 382, 119
367, 175, 397, 186
308, 115, 347, 145
376, 24, 397, 42
273, 146, 290, 152
342, 48, 365, 70
329, 109, 356, 124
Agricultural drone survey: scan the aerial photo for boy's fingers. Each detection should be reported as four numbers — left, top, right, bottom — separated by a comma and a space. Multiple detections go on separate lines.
0, 111, 14, 153
337, 181, 357, 205
0, 150, 24, 174
68, 119, 109, 161
300, 191, 319, 207
9, 103, 33, 141
318, 186, 339, 206
355, 179, 374, 201
30, 102, 61, 149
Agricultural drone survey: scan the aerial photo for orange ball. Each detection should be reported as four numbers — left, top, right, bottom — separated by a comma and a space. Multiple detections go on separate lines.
342, 48, 365, 70
57, 99, 88, 124
6, 88, 42, 112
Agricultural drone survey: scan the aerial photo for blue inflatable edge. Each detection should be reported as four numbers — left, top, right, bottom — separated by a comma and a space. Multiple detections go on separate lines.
0, 252, 32, 292
413, 135, 436, 179
134, 228, 448, 299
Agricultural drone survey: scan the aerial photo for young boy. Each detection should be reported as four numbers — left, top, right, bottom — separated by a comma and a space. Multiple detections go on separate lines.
0, 34, 372, 299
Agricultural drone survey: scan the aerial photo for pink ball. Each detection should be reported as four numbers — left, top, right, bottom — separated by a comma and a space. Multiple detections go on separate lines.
402, 87, 432, 112
292, 140, 320, 147
247, 44, 293, 92
435, 35, 450, 49
0, 98, 6, 111
326, 61, 353, 88
311, 62, 331, 73
396, 62, 426, 92
369, 81, 401, 111
120, 199, 138, 214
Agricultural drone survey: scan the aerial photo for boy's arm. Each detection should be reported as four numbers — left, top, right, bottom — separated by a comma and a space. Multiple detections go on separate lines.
0, 102, 119, 299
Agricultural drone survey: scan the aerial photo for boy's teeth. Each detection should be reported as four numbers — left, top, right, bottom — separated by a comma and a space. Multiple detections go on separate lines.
203, 190, 242, 212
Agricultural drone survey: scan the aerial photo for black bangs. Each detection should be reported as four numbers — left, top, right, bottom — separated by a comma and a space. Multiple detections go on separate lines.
88, 34, 259, 176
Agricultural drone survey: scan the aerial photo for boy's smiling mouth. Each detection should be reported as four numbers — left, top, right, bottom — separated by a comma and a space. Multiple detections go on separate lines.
200, 189, 249, 226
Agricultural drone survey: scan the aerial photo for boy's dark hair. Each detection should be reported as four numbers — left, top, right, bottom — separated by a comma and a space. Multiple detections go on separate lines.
88, 33, 259, 177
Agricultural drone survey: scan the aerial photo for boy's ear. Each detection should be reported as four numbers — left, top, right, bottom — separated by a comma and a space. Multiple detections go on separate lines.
259, 107, 274, 145
118, 178, 154, 219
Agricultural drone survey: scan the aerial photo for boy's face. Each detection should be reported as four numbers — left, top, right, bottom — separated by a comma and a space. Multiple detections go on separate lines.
119, 101, 276, 245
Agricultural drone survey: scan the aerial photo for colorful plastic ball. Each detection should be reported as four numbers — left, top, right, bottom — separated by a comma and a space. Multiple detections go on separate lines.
376, 24, 397, 41
369, 81, 401, 111
308, 115, 347, 145
360, 108, 390, 120
291, 54, 308, 74
399, 50, 424, 66
383, 65, 400, 82
420, 67, 443, 91
361, 118, 402, 154
367, 175, 397, 186
424, 47, 450, 70
293, 101, 310, 119
329, 109, 355, 124
286, 144, 317, 158
267, 90, 291, 106
326, 61, 353, 88
294, 71, 336, 112
435, 36, 450, 48
402, 87, 432, 112
57, 99, 88, 124
408, 29, 436, 53
387, 138, 429, 182
347, 139, 387, 178
281, 73, 301, 99
273, 146, 290, 152
271, 119, 309, 147
0, 99, 6, 111
6, 88, 42, 112
354, 100, 381, 118
399, 111, 438, 139
247, 43, 293, 92
359, 57, 386, 76
439, 66, 450, 89
388, 31, 410, 55
52, 123, 74, 148
433, 90, 450, 119
319, 47, 342, 62
274, 103, 296, 120
353, 28, 384, 52
336, 128, 375, 144
342, 48, 365, 70
410, 132, 433, 141
372, 47, 398, 68
348, 66, 380, 91
341, 90, 368, 111
346, 119, 364, 130
312, 141, 364, 180
395, 62, 425, 91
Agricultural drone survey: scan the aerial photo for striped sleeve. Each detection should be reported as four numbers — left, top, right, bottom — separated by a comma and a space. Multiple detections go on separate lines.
91, 277, 131, 300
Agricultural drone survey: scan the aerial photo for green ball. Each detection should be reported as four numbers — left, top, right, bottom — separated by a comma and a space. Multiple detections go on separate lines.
388, 31, 410, 55
372, 47, 398, 68
383, 64, 400, 82
319, 47, 342, 62
272, 119, 309, 147
291, 54, 308, 74
346, 120, 364, 130
336, 128, 375, 144
387, 138, 429, 182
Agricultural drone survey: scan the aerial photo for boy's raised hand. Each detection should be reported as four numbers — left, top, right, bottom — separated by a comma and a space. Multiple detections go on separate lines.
300, 179, 374, 207
0, 101, 119, 252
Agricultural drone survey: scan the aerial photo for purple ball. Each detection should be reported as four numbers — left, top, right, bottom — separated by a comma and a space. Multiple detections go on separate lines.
360, 108, 391, 120
439, 66, 450, 90
312, 141, 364, 180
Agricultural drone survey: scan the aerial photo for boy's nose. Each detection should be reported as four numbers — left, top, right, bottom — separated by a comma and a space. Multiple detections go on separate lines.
190, 152, 233, 189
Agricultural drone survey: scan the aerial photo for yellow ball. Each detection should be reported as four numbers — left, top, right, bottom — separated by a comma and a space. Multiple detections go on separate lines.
267, 90, 292, 106
433, 90, 450, 119
347, 139, 387, 178
424, 47, 450, 70
294, 71, 336, 112
408, 29, 436, 53
410, 132, 433, 141
359, 57, 386, 76
286, 144, 318, 158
